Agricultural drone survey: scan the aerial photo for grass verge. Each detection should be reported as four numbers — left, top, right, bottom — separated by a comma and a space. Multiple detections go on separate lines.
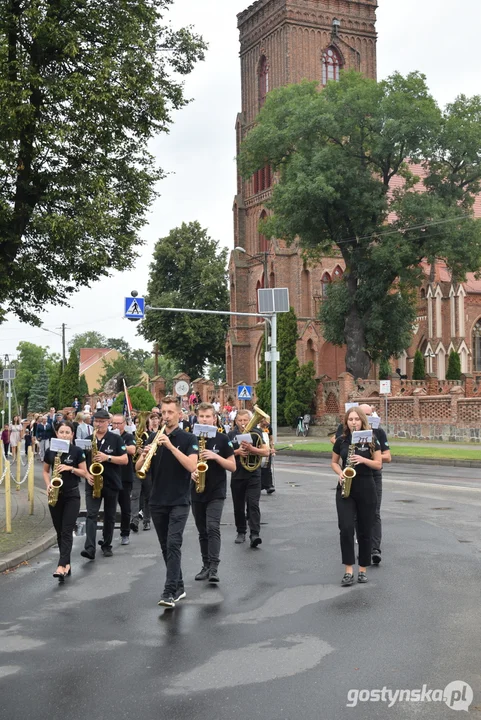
276, 443, 481, 461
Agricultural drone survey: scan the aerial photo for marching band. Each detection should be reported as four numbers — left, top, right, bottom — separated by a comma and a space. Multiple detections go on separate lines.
43, 395, 390, 603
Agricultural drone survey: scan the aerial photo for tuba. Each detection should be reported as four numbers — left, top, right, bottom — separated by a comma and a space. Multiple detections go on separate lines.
89, 430, 104, 499
137, 425, 166, 480
48, 452, 64, 507
195, 435, 208, 494
341, 444, 357, 499
240, 405, 270, 472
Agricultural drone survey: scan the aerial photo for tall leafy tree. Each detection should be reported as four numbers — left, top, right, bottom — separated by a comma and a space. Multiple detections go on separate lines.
59, 348, 79, 408
13, 341, 46, 412
412, 350, 425, 380
110, 387, 156, 414
239, 71, 481, 377
284, 360, 317, 426
95, 355, 143, 392
68, 332, 108, 357
140, 222, 229, 378
446, 350, 461, 380
28, 364, 50, 413
0, 1, 207, 323
47, 361, 63, 409
78, 374, 89, 401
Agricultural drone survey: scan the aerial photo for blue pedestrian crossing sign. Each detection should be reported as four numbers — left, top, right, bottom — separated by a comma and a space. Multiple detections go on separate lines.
237, 385, 252, 400
124, 296, 145, 320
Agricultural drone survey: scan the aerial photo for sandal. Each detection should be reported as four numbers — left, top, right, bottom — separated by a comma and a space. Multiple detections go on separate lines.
341, 573, 354, 586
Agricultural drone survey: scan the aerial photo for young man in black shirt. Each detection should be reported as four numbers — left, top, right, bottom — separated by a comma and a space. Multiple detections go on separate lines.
136, 395, 198, 609
191, 403, 235, 584
228, 409, 270, 548
110, 414, 137, 546
80, 409, 128, 560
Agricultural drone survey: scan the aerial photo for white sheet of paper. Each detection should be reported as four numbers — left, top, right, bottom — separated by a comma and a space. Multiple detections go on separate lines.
236, 433, 253, 445
75, 439, 92, 450
368, 416, 381, 429
352, 430, 373, 444
50, 438, 70, 453
193, 423, 217, 439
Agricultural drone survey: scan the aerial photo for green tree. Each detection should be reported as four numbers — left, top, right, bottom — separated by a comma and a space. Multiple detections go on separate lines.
47, 361, 63, 409
284, 360, 317, 426
412, 350, 426, 380
110, 387, 156, 414
95, 355, 143, 393
0, 2, 207, 324
68, 332, 108, 358
140, 222, 229, 377
207, 363, 226, 386
446, 350, 462, 380
13, 341, 46, 412
239, 72, 481, 377
28, 364, 50, 413
379, 357, 391, 381
59, 348, 80, 408
78, 374, 89, 401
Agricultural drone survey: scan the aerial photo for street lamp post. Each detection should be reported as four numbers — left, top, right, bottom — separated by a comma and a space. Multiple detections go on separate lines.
234, 246, 269, 288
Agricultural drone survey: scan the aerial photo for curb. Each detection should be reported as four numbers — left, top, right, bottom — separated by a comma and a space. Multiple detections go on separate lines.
0, 529, 57, 573
277, 449, 481, 468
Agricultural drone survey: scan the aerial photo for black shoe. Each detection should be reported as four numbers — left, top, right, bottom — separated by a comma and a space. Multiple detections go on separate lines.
341, 573, 354, 586
195, 566, 209, 581
158, 595, 175, 609
358, 571, 368, 583
53, 571, 65, 579
372, 550, 381, 565
102, 548, 113, 557
143, 521, 151, 531
235, 533, 246, 544
208, 566, 220, 583
173, 587, 186, 602
130, 522, 139, 533
80, 550, 95, 560
266, 487, 276, 494
250, 535, 262, 548
98, 540, 104, 547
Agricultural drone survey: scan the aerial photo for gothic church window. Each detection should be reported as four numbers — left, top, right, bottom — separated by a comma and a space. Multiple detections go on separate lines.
473, 320, 481, 372
322, 47, 342, 86
259, 210, 269, 252
321, 272, 331, 297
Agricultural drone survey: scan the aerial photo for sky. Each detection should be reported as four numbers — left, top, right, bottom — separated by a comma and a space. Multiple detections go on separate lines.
1, 0, 481, 362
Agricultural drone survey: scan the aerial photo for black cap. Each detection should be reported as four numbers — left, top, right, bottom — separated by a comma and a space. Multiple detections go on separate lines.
93, 409, 110, 420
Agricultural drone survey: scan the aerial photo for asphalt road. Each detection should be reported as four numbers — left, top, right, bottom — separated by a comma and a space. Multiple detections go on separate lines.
1, 458, 481, 720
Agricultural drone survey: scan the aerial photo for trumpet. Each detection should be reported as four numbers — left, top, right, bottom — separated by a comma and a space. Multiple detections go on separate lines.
90, 430, 104, 499
137, 425, 166, 480
195, 435, 208, 493
48, 452, 64, 507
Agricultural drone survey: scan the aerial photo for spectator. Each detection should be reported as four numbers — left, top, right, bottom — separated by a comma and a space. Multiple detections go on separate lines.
2, 425, 10, 458
83, 401, 91, 414
44, 408, 56, 452
95, 398, 102, 411
9, 415, 23, 462
72, 396, 80, 413
24, 425, 33, 456
35, 416, 46, 460
76, 413, 93, 440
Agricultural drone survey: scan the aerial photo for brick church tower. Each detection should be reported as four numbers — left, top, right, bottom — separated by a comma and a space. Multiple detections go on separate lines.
226, 0, 378, 387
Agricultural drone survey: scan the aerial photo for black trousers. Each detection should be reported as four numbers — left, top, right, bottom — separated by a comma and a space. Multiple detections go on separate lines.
118, 482, 133, 537
261, 462, 274, 490
336, 476, 376, 567
231, 473, 261, 536
49, 492, 80, 566
151, 504, 190, 596
372, 471, 382, 553
84, 484, 119, 554
131, 475, 152, 526
191, 498, 224, 567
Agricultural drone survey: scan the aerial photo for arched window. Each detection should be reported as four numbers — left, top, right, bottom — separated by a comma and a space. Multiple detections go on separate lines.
321, 272, 331, 297
258, 55, 269, 109
322, 47, 342, 86
333, 265, 343, 280
473, 320, 481, 371
420, 288, 426, 300
259, 210, 269, 253
301, 267, 311, 316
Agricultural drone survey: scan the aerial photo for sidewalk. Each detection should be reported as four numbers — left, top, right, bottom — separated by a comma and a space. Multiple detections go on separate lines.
0, 458, 56, 572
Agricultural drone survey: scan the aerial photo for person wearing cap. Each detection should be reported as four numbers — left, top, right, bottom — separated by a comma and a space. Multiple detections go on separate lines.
358, 404, 391, 565
80, 409, 128, 560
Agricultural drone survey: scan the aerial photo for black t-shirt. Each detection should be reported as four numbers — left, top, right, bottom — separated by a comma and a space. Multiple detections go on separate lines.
120, 431, 136, 486
87, 431, 127, 491
44, 444, 86, 496
332, 434, 381, 479
191, 432, 235, 503
149, 427, 198, 507
228, 426, 264, 480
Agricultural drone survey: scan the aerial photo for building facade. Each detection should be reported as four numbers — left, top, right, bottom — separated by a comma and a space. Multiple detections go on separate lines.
227, 0, 378, 386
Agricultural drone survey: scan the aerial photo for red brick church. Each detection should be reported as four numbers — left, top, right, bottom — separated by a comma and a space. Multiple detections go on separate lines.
226, 0, 481, 388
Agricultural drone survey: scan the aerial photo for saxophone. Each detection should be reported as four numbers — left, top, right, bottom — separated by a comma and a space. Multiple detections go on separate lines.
341, 443, 357, 499
134, 411, 150, 462
195, 435, 208, 494
137, 425, 166, 480
89, 430, 104, 499
48, 452, 64, 507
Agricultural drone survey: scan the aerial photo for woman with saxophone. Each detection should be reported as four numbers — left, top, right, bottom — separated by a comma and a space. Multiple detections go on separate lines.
43, 421, 89, 581
331, 407, 381, 587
